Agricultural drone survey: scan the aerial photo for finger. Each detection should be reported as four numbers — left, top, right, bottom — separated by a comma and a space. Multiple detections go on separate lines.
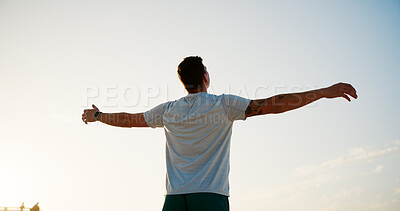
349, 91, 358, 99
344, 84, 357, 97
348, 84, 357, 94
343, 88, 357, 99
351, 86, 358, 99
92, 104, 99, 111
342, 94, 351, 102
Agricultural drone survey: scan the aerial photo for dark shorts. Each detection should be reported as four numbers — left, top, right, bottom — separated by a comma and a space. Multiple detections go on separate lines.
162, 192, 230, 211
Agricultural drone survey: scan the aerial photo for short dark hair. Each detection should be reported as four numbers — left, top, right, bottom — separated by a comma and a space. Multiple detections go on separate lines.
177, 56, 205, 93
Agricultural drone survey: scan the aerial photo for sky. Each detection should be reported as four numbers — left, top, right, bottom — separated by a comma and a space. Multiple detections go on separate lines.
1, 0, 400, 210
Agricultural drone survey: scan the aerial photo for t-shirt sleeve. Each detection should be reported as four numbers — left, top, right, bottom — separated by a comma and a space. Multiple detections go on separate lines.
143, 102, 169, 128
222, 94, 251, 121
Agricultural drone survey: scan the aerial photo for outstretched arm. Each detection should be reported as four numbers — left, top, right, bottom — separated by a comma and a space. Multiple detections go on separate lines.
82, 104, 149, 127
245, 82, 358, 117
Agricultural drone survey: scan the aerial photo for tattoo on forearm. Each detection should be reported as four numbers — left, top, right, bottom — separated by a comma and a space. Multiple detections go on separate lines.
245, 99, 268, 117
245, 94, 287, 117
245, 91, 321, 117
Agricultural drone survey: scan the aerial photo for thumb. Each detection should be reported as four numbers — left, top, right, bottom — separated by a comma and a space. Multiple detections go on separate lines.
92, 104, 99, 111
341, 94, 351, 102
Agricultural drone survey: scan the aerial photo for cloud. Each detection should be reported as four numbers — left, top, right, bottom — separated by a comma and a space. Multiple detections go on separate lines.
349, 147, 398, 162
259, 173, 341, 199
296, 143, 399, 176
331, 187, 363, 200
373, 165, 384, 174
393, 140, 400, 146
245, 141, 400, 209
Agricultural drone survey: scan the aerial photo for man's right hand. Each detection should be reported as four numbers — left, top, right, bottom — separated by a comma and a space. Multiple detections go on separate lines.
322, 82, 358, 102
82, 104, 100, 124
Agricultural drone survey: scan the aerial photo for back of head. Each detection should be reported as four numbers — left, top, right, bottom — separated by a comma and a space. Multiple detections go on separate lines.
177, 56, 205, 93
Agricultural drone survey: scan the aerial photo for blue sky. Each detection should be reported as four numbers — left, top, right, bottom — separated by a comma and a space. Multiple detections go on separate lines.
1, 0, 399, 210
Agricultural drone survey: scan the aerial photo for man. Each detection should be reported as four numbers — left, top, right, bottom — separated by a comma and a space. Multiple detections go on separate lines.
82, 56, 357, 211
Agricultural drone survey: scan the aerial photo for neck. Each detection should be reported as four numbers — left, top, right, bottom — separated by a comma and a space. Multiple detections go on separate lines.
188, 87, 207, 94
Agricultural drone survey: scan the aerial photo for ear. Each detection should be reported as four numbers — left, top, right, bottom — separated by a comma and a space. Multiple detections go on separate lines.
203, 71, 210, 88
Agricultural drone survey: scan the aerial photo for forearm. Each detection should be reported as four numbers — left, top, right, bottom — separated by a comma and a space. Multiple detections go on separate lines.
246, 88, 325, 117
245, 82, 357, 117
97, 112, 148, 127
269, 88, 325, 113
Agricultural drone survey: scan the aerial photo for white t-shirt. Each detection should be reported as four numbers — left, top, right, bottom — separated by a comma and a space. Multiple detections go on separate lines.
143, 92, 251, 196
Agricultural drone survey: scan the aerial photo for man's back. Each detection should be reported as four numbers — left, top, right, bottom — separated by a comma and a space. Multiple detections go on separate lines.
144, 92, 250, 196
82, 56, 357, 211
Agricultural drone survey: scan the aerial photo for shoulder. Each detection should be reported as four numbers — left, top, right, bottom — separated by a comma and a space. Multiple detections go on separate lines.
162, 100, 178, 110
220, 94, 251, 105
202, 92, 220, 100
